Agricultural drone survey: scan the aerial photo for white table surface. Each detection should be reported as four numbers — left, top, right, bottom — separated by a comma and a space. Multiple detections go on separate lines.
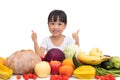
10, 75, 78, 80
9, 75, 120, 80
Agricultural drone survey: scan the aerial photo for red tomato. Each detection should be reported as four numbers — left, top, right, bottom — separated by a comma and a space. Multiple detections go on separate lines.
100, 76, 105, 80
50, 75, 58, 80
16, 75, 21, 79
57, 75, 62, 80
23, 74, 29, 79
62, 75, 69, 80
50, 75, 65, 80
32, 74, 37, 79
95, 74, 116, 80
105, 74, 115, 80
95, 75, 101, 79
27, 73, 33, 78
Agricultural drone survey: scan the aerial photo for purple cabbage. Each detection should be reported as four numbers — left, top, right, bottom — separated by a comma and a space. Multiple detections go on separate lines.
43, 48, 65, 62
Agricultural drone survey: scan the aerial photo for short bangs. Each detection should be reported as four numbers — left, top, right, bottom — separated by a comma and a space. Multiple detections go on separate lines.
48, 10, 67, 24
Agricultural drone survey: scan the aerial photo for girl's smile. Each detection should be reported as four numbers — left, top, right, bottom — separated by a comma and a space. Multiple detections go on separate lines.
48, 20, 66, 37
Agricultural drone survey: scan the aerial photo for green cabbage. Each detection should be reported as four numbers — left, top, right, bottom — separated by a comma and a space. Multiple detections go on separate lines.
111, 56, 120, 69
63, 44, 81, 58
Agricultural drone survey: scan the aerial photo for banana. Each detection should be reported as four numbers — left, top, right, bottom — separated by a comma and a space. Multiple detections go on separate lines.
89, 48, 102, 57
78, 52, 110, 65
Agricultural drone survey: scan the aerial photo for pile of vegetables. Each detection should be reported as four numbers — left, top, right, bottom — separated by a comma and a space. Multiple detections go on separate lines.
94, 56, 120, 77
72, 48, 120, 79
1, 45, 120, 80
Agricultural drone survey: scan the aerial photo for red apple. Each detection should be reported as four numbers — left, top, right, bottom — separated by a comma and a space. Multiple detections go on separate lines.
49, 60, 62, 75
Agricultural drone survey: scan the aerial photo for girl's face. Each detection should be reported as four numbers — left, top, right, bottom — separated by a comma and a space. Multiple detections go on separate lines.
48, 18, 66, 37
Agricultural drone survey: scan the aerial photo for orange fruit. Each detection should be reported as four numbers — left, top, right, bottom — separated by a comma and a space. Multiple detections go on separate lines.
62, 58, 75, 69
59, 65, 74, 77
0, 57, 6, 65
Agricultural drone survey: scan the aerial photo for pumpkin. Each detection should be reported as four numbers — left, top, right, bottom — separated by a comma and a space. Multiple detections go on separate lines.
5, 49, 41, 74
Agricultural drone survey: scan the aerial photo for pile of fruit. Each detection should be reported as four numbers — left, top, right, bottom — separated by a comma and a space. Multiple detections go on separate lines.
0, 44, 120, 80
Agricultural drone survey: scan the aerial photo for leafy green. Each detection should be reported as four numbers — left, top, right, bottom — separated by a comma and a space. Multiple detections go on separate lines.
63, 44, 81, 58
111, 56, 120, 69
94, 66, 120, 77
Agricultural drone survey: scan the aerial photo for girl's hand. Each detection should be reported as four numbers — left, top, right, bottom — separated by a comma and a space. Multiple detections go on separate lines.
72, 29, 80, 41
31, 30, 37, 42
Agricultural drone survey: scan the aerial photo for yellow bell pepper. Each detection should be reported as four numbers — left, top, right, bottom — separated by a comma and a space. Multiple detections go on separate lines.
0, 64, 13, 79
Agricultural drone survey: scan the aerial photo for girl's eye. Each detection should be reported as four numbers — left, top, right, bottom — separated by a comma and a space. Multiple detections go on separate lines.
58, 23, 62, 25
50, 23, 54, 25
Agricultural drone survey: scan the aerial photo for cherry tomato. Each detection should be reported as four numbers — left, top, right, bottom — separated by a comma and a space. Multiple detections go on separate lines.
16, 75, 21, 79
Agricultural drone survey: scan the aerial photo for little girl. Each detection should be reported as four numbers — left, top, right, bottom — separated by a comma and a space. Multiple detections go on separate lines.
31, 9, 79, 58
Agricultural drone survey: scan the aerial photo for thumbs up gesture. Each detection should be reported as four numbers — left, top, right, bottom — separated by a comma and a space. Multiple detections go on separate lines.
31, 30, 37, 42
72, 29, 80, 45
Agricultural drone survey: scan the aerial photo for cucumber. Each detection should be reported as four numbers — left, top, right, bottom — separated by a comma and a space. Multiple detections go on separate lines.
72, 53, 82, 68
100, 59, 114, 69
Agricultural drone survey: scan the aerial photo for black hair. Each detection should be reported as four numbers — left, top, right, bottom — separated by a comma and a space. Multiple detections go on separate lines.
48, 10, 67, 24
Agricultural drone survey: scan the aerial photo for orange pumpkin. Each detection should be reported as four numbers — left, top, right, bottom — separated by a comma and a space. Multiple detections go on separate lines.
0, 57, 6, 65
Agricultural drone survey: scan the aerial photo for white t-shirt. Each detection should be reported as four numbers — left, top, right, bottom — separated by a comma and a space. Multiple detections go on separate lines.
40, 35, 74, 52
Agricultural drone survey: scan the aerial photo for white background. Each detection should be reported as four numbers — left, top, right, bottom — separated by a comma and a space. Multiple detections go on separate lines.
0, 0, 120, 58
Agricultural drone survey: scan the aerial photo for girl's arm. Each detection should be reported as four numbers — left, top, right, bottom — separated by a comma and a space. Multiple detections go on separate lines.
72, 29, 80, 46
39, 47, 45, 59
31, 30, 45, 58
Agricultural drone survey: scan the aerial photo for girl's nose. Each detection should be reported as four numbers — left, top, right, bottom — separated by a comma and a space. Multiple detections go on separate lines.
53, 24, 58, 28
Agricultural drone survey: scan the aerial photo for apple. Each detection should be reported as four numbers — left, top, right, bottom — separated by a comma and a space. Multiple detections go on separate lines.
49, 60, 62, 75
